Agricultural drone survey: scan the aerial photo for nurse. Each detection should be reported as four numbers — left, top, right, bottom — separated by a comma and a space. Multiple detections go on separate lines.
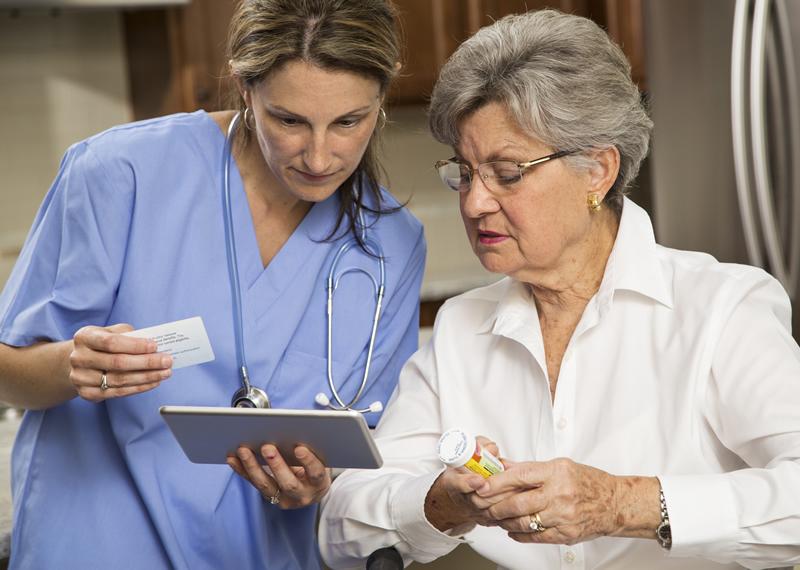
0, 0, 424, 568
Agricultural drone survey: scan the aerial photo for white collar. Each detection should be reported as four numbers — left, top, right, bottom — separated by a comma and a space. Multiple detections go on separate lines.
478, 197, 673, 343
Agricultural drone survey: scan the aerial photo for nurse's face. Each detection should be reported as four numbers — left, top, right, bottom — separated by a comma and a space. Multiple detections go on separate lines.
243, 60, 382, 203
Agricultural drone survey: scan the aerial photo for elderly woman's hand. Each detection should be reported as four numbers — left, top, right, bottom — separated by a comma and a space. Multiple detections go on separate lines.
423, 437, 514, 532
228, 444, 332, 509
476, 458, 661, 545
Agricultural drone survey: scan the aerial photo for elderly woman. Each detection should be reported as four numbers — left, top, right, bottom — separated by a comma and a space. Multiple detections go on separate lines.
319, 9, 800, 570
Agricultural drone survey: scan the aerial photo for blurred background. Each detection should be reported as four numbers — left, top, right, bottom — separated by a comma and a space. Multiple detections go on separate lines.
0, 0, 798, 568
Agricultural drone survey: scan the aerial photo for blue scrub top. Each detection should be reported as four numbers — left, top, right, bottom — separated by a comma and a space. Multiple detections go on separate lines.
0, 111, 426, 569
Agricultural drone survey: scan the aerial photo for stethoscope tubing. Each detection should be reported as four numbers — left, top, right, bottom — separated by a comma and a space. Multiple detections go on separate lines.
325, 236, 385, 411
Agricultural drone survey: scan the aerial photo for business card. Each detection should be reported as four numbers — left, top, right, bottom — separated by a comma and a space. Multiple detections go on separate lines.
124, 316, 215, 370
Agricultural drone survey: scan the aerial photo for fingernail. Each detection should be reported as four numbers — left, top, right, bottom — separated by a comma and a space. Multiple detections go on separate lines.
161, 356, 173, 367
264, 445, 276, 460
161, 370, 172, 379
295, 447, 307, 459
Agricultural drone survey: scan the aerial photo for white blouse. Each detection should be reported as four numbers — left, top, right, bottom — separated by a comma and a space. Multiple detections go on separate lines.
319, 199, 800, 570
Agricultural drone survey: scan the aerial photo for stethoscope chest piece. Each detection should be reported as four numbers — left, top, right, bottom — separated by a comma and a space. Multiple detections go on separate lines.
231, 384, 271, 409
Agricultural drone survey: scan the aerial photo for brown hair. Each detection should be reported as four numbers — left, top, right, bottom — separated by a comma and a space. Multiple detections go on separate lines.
227, 0, 402, 246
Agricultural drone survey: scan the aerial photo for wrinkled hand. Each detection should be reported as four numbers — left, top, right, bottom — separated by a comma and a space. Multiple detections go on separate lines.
228, 444, 332, 509
69, 324, 173, 402
424, 437, 514, 532
476, 458, 623, 545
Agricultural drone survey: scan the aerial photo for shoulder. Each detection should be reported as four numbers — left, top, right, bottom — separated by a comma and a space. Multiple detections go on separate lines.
434, 278, 510, 331
51, 111, 219, 203
656, 244, 790, 327
76, 111, 217, 173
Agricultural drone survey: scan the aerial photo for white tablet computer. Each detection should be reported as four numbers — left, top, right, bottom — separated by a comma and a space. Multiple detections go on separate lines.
160, 406, 382, 469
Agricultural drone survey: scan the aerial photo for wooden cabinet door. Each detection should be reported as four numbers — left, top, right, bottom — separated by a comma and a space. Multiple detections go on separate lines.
124, 0, 237, 119
123, 0, 644, 118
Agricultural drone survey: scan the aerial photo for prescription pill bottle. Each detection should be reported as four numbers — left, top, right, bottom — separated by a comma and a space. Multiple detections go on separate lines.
437, 428, 504, 478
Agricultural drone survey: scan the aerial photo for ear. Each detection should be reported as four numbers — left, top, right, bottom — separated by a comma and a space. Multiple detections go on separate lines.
233, 75, 251, 109
587, 146, 620, 201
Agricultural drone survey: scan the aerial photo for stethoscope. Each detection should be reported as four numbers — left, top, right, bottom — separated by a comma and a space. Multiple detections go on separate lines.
222, 111, 386, 413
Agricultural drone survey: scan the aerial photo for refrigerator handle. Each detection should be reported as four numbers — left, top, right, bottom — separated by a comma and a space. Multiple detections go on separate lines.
775, 0, 800, 296
732, 0, 764, 267
751, 0, 794, 291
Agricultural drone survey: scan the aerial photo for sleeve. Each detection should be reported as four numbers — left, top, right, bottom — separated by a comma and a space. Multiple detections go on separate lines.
0, 141, 134, 346
341, 224, 427, 427
319, 315, 465, 570
659, 273, 800, 568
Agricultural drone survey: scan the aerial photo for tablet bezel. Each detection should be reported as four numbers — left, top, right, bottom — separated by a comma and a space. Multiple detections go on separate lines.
159, 405, 383, 469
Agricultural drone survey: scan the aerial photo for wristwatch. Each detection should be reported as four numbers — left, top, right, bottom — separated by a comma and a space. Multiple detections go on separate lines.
656, 486, 672, 550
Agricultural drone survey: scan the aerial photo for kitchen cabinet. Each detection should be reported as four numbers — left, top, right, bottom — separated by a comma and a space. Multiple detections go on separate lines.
123, 0, 645, 118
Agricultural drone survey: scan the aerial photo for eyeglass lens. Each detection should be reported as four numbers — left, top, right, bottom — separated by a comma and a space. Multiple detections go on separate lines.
437, 161, 523, 192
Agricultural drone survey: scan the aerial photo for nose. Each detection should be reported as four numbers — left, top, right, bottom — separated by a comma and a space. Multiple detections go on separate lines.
302, 128, 333, 174
460, 174, 500, 219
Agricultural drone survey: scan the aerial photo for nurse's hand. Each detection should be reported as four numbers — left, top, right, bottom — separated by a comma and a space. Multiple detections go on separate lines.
424, 437, 511, 533
227, 444, 332, 509
69, 323, 173, 402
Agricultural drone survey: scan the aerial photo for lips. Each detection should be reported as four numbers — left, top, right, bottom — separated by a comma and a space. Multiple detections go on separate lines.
477, 229, 508, 245
293, 168, 337, 184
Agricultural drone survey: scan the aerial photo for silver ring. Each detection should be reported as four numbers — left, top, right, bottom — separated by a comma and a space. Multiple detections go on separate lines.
99, 371, 109, 391
528, 512, 546, 533
267, 490, 280, 505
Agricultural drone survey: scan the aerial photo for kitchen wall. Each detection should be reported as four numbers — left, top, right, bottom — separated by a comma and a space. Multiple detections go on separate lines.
0, 8, 132, 285
0, 9, 493, 302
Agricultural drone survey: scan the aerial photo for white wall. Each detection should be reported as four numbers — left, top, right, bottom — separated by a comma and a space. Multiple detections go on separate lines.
0, 8, 132, 286
382, 106, 496, 301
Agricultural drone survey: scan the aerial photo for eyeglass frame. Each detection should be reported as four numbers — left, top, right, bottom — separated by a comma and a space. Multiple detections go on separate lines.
433, 149, 576, 193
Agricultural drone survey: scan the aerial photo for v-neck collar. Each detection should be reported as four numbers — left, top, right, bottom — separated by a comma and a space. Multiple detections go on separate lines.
201, 110, 343, 319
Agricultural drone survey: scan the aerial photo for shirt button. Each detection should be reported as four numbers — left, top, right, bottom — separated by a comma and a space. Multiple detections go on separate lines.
557, 417, 568, 430
564, 550, 576, 564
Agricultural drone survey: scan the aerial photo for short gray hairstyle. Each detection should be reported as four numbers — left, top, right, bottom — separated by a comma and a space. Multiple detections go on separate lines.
428, 9, 653, 213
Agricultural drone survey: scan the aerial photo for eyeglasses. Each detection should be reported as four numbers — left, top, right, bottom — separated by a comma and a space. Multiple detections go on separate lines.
434, 150, 575, 193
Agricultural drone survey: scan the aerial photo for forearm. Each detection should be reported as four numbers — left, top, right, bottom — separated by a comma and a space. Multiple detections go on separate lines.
609, 475, 661, 539
660, 462, 800, 565
0, 341, 77, 409
321, 470, 461, 569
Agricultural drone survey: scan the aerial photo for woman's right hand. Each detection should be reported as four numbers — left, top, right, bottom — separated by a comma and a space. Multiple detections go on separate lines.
424, 436, 509, 532
69, 323, 173, 402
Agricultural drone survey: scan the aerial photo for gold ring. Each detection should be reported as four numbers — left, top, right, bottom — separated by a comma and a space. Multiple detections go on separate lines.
528, 512, 546, 533
99, 371, 109, 391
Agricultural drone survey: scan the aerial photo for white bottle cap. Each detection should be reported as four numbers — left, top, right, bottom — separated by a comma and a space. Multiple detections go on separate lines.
437, 428, 476, 467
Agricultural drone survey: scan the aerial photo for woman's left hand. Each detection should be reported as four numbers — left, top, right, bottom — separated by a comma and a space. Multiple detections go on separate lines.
476, 458, 653, 545
227, 444, 332, 509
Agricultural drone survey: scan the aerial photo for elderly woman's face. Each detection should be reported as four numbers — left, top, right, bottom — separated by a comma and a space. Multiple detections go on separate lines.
455, 102, 596, 282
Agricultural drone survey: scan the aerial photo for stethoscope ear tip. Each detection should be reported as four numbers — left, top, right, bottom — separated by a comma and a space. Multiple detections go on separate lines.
315, 392, 331, 407
367, 401, 383, 414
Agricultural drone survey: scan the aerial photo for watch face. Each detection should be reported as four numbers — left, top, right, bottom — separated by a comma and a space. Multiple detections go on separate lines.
657, 523, 672, 540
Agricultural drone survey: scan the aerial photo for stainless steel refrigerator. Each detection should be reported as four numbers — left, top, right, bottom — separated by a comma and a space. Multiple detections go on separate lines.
645, 0, 800, 340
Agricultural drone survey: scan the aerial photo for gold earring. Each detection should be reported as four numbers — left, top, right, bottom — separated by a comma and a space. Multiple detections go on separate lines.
587, 193, 602, 211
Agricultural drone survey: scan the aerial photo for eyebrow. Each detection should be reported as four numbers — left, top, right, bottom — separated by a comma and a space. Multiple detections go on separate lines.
454, 141, 542, 164
266, 104, 373, 121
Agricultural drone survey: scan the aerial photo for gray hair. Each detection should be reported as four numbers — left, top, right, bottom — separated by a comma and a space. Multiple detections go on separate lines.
428, 9, 653, 213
